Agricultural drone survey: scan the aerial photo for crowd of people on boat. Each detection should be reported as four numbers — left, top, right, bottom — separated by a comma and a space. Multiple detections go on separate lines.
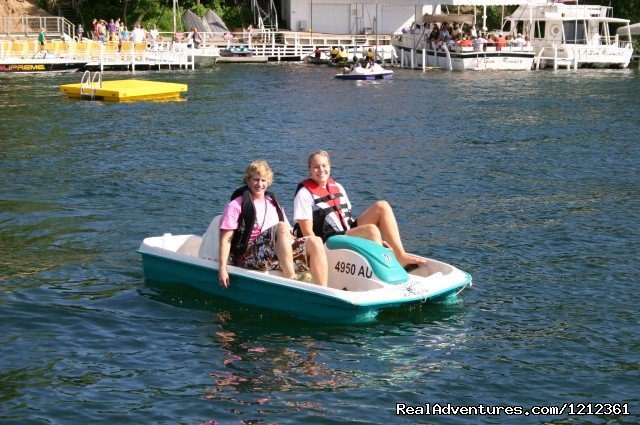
217, 151, 427, 289
401, 21, 530, 52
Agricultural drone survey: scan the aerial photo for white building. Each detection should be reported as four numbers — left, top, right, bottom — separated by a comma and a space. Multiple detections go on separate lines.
283, 0, 433, 35
280, 0, 550, 35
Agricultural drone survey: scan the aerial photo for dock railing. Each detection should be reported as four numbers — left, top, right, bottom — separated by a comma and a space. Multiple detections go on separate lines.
163, 28, 392, 61
0, 38, 194, 71
1, 16, 74, 39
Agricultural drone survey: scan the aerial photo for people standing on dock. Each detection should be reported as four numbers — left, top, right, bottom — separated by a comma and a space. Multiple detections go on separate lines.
37, 28, 45, 51
119, 22, 129, 42
188, 27, 202, 49
149, 24, 163, 44
91, 19, 98, 41
75, 24, 84, 42
97, 19, 107, 41
223, 32, 233, 48
131, 23, 146, 44
218, 160, 328, 288
107, 19, 117, 42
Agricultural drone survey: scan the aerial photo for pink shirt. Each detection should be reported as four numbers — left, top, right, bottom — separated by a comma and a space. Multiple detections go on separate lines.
220, 196, 290, 243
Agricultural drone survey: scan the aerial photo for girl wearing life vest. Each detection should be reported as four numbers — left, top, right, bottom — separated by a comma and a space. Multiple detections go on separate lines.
218, 160, 328, 289
293, 150, 427, 269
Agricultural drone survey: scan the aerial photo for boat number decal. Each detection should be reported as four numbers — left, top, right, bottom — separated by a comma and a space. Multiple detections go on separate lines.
334, 261, 373, 278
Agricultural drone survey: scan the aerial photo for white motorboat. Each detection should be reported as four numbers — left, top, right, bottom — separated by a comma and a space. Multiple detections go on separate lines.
0, 51, 87, 73
138, 215, 472, 323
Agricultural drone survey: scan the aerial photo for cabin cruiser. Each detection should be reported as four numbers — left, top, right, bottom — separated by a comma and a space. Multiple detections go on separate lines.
504, 1, 633, 69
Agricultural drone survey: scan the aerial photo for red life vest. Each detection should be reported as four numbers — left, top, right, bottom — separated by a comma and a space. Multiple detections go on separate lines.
296, 178, 354, 241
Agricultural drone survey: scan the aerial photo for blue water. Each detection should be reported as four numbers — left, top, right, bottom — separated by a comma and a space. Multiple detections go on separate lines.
1, 64, 639, 424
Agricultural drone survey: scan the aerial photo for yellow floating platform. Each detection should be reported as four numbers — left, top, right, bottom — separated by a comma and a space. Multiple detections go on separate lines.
60, 79, 188, 102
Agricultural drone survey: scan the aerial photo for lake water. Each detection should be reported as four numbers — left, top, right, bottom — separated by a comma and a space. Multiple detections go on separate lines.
1, 63, 639, 424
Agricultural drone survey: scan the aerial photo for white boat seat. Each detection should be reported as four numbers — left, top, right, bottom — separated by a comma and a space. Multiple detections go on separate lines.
198, 214, 222, 260
176, 235, 203, 256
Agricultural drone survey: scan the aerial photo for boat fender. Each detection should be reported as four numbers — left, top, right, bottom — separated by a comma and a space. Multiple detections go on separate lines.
326, 235, 409, 284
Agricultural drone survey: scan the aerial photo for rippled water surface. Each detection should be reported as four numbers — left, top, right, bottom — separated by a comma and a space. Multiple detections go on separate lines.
1, 64, 639, 424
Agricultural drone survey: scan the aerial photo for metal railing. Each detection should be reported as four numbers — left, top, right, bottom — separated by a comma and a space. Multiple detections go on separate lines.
164, 28, 391, 60
1, 16, 74, 38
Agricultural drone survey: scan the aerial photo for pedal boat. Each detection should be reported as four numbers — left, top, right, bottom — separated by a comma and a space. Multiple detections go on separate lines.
335, 63, 394, 80
137, 216, 472, 323
304, 51, 331, 64
219, 46, 254, 57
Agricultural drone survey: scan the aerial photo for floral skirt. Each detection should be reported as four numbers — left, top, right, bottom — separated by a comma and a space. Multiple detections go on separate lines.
242, 225, 310, 273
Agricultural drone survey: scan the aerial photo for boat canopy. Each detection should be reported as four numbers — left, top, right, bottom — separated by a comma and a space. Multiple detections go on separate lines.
422, 13, 475, 25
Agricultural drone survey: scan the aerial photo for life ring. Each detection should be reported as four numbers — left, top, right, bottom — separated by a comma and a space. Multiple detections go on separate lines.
550, 24, 561, 37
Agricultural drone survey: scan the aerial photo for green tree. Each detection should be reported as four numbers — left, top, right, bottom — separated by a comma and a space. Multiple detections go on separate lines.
79, 0, 250, 32
78, 0, 640, 34
582, 0, 640, 23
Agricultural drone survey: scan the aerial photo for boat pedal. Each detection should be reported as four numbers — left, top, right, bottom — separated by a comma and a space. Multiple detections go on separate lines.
404, 263, 419, 272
